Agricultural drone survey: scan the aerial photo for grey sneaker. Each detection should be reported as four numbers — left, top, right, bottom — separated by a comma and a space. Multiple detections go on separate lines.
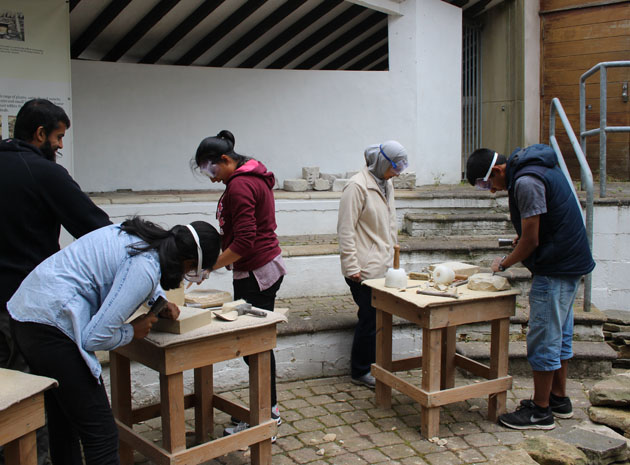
351, 373, 376, 389
224, 404, 281, 442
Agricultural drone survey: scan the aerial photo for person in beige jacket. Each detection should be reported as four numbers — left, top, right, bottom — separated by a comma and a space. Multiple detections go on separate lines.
337, 140, 409, 387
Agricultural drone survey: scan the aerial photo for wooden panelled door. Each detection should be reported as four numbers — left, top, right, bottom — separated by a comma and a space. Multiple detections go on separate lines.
540, 0, 630, 181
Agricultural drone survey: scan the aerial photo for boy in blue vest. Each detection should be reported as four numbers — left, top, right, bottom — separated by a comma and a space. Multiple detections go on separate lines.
466, 145, 595, 430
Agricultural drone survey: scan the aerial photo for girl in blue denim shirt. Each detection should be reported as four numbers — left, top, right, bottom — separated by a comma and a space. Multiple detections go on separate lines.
7, 217, 220, 465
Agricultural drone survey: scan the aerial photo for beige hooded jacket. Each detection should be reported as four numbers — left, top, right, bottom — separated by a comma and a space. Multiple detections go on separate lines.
337, 167, 397, 280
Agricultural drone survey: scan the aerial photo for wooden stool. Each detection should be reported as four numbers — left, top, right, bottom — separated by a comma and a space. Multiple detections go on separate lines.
364, 278, 519, 439
0, 369, 57, 465
111, 311, 286, 465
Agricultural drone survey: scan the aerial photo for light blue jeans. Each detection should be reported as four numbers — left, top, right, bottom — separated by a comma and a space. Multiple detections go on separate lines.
527, 274, 580, 371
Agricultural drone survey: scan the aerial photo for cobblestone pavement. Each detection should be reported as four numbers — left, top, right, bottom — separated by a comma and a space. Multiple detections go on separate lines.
132, 370, 601, 465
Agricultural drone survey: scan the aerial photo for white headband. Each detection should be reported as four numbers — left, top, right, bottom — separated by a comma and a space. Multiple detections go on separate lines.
483, 152, 498, 181
185, 224, 202, 274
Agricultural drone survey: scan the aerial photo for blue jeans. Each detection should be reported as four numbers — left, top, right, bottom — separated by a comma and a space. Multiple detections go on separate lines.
527, 275, 580, 372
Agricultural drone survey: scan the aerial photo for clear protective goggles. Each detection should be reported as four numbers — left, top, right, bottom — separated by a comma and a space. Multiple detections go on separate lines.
379, 145, 408, 174
474, 152, 498, 190
183, 225, 209, 284
199, 161, 219, 179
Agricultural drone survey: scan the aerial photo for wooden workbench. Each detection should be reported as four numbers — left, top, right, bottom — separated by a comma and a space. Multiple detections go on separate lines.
363, 278, 520, 439
110, 310, 286, 465
0, 369, 57, 465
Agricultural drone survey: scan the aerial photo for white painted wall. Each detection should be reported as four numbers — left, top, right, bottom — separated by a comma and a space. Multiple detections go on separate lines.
591, 205, 630, 311
70, 0, 462, 192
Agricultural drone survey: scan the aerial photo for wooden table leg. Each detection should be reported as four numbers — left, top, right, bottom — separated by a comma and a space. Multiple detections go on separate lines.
488, 318, 510, 421
160, 372, 186, 453
4, 431, 36, 465
375, 309, 393, 408
440, 327, 457, 390
194, 366, 213, 444
110, 352, 134, 465
421, 328, 442, 438
249, 350, 272, 465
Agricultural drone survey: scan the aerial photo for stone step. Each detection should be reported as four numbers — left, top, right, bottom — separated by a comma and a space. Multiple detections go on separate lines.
456, 340, 617, 379
403, 211, 513, 237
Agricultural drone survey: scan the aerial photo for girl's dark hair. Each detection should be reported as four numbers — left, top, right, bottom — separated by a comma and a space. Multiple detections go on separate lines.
120, 217, 220, 290
193, 129, 250, 171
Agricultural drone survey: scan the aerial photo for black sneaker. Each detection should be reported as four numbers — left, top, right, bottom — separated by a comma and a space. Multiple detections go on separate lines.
549, 393, 573, 419
520, 395, 573, 419
499, 401, 555, 430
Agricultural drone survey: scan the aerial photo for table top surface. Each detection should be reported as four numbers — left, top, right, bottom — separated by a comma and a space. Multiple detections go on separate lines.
141, 308, 287, 348
363, 278, 521, 309
0, 368, 57, 411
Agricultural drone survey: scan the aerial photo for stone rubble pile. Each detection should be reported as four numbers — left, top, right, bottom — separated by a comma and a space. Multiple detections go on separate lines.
282, 166, 417, 192
604, 310, 630, 369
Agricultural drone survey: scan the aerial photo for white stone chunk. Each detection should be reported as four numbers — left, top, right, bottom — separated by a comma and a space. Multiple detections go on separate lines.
302, 167, 320, 186
320, 173, 342, 182
313, 178, 331, 191
332, 179, 350, 192
393, 171, 417, 189
283, 179, 309, 191
467, 273, 511, 291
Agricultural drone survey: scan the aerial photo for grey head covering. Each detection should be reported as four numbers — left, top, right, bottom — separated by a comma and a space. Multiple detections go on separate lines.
364, 140, 408, 195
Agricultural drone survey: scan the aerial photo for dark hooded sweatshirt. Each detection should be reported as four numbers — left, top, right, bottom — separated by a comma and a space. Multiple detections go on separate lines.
0, 138, 111, 306
216, 159, 281, 272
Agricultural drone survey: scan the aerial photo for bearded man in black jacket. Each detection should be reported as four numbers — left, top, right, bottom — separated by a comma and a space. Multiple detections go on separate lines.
0, 99, 111, 464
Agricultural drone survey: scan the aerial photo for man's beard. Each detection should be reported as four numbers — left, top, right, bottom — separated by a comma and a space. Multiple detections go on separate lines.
39, 139, 57, 161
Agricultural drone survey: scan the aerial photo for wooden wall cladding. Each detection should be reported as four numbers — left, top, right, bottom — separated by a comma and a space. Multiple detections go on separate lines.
541, 1, 630, 180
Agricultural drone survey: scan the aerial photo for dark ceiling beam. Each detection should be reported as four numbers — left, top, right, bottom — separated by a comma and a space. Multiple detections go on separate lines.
140, 0, 225, 64
69, 0, 82, 12
465, 0, 492, 16
238, 0, 342, 69
208, 0, 307, 68
102, 0, 180, 62
451, 0, 471, 7
268, 4, 365, 69
367, 57, 388, 71
71, 0, 131, 58
176, 0, 266, 66
294, 11, 384, 70
320, 25, 387, 70
347, 43, 387, 70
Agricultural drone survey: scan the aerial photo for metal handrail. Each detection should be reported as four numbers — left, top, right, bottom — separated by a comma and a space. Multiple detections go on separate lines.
550, 97, 594, 312
579, 61, 630, 197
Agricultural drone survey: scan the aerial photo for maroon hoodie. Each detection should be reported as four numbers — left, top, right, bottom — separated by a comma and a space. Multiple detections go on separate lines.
217, 159, 282, 272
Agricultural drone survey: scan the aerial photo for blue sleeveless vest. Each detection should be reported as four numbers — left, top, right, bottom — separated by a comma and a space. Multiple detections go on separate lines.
506, 144, 595, 276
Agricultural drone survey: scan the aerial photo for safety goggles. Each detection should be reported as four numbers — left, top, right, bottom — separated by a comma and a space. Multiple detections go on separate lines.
474, 152, 498, 190
199, 161, 219, 179
379, 145, 408, 174
183, 224, 208, 283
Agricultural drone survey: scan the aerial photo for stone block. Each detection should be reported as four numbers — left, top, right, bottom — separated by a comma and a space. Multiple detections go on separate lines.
487, 449, 538, 465
467, 273, 511, 291
320, 173, 343, 182
393, 171, 417, 189
313, 178, 331, 191
551, 427, 629, 465
302, 167, 320, 186
283, 179, 309, 192
519, 436, 588, 465
332, 179, 350, 192
589, 372, 630, 407
588, 406, 630, 434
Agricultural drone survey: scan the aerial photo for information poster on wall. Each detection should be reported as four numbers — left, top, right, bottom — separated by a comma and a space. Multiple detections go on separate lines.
0, 0, 73, 172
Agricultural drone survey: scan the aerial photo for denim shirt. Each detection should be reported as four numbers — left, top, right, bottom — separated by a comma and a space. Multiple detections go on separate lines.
7, 224, 164, 379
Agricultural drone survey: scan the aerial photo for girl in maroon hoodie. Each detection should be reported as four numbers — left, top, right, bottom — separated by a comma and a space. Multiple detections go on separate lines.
194, 130, 286, 439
